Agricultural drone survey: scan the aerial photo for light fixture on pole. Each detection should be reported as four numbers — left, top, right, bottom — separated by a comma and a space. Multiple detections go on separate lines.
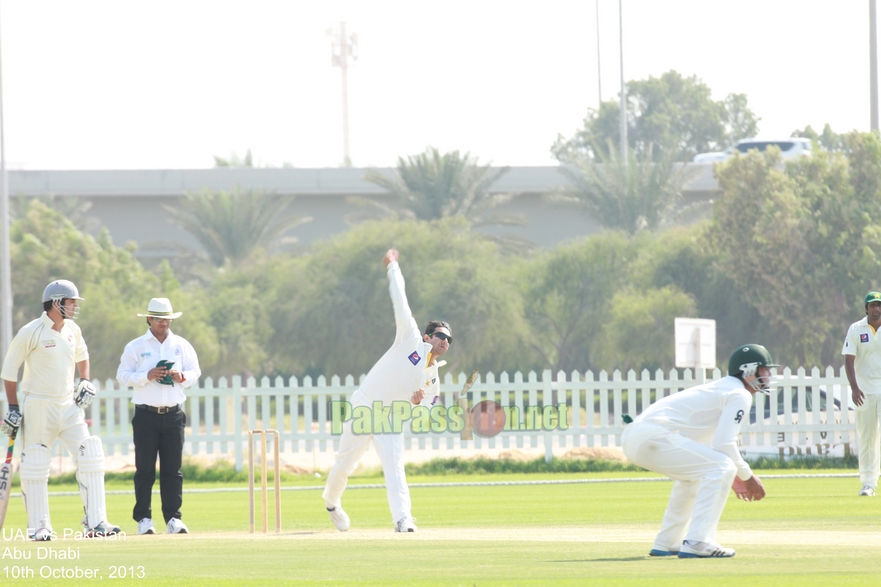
327, 22, 358, 167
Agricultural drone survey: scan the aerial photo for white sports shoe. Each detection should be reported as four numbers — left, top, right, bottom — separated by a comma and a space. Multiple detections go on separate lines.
84, 520, 121, 538
166, 518, 189, 534
859, 485, 876, 497
32, 527, 53, 542
327, 507, 350, 531
394, 517, 417, 533
138, 518, 156, 535
678, 541, 735, 558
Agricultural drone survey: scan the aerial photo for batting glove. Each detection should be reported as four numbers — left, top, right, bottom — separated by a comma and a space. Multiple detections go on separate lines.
1, 405, 21, 437
75, 379, 96, 408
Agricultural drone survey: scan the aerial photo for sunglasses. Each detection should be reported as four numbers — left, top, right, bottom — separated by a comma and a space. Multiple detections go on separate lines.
431, 331, 452, 344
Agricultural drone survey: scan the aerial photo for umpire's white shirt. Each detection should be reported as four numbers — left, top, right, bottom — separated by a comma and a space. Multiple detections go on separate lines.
0, 312, 88, 399
631, 376, 754, 481
842, 317, 881, 394
116, 329, 201, 407
353, 261, 430, 406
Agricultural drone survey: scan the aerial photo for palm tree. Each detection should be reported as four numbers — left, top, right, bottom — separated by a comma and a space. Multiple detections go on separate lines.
359, 147, 523, 225
160, 188, 312, 267
556, 141, 697, 234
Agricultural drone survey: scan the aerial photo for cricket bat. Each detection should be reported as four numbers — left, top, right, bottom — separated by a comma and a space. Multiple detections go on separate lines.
0, 432, 16, 530
457, 370, 479, 441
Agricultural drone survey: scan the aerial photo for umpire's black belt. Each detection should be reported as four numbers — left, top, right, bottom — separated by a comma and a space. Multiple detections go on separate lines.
136, 404, 181, 414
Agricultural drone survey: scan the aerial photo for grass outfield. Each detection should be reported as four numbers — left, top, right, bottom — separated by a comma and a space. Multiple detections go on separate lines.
1, 472, 878, 586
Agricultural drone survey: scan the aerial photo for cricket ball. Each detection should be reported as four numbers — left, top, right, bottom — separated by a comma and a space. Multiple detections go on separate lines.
471, 400, 506, 438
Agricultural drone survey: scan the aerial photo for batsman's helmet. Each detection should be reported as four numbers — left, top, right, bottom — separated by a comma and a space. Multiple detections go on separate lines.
42, 280, 83, 303
728, 344, 779, 392
42, 280, 83, 319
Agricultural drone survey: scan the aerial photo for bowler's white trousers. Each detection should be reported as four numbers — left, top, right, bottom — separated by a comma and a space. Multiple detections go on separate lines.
856, 393, 881, 489
622, 422, 737, 549
322, 394, 411, 524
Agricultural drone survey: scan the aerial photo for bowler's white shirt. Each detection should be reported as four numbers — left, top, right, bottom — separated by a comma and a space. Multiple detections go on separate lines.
1, 312, 88, 400
116, 328, 201, 407
632, 376, 754, 480
354, 261, 431, 406
842, 317, 881, 394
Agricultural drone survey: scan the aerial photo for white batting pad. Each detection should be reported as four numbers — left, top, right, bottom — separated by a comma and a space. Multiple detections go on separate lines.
20, 444, 51, 534
76, 436, 107, 528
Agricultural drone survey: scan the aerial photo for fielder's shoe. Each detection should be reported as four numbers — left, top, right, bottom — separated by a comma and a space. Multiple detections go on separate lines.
859, 485, 875, 497
678, 541, 735, 558
137, 518, 156, 535
649, 548, 678, 557
394, 517, 417, 533
327, 506, 350, 532
85, 521, 121, 538
166, 518, 189, 534
32, 527, 53, 541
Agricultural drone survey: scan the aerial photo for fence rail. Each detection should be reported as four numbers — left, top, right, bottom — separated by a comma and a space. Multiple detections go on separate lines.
38, 366, 857, 471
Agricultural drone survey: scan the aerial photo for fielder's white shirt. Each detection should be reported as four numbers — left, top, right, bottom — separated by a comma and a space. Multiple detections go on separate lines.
842, 317, 881, 394
632, 376, 754, 480
354, 261, 431, 406
116, 328, 201, 407
0, 312, 88, 400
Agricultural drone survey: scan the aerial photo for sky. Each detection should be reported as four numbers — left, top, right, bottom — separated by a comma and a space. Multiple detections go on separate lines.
0, 0, 873, 170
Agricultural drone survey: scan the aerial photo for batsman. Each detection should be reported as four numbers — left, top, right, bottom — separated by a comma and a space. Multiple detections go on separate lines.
0, 280, 119, 540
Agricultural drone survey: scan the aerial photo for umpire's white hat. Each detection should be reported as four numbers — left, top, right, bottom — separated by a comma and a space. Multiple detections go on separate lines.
137, 298, 183, 319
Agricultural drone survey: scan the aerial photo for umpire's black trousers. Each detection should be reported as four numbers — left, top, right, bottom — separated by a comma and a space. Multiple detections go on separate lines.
131, 406, 186, 524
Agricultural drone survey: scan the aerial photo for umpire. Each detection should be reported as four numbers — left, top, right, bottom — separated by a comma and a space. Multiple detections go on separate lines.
116, 298, 201, 535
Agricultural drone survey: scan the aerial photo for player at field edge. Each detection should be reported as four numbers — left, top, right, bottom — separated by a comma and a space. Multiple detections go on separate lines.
322, 248, 451, 533
0, 280, 120, 540
621, 344, 774, 558
842, 291, 881, 497
117, 297, 201, 535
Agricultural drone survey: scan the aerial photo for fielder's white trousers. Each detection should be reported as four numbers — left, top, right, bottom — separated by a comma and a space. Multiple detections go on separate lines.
322, 396, 411, 524
856, 393, 881, 489
622, 422, 737, 549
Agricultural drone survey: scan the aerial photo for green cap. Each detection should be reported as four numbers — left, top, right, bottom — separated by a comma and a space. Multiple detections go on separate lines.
866, 292, 881, 305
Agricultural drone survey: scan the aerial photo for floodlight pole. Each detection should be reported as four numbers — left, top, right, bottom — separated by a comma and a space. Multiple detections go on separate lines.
329, 21, 358, 167
596, 0, 602, 106
0, 3, 11, 359
872, 0, 879, 132
618, 0, 627, 160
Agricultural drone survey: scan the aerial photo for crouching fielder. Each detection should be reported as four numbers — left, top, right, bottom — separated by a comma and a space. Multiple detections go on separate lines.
0, 280, 119, 541
621, 344, 775, 559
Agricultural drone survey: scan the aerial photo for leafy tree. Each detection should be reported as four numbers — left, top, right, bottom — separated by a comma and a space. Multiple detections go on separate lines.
521, 232, 635, 373
161, 188, 312, 267
791, 123, 847, 153
625, 223, 766, 367
4, 202, 166, 379
214, 149, 253, 167
213, 149, 294, 168
555, 141, 696, 234
266, 217, 534, 378
11, 195, 100, 233
595, 286, 697, 372
708, 134, 881, 366
553, 70, 759, 163
360, 147, 521, 226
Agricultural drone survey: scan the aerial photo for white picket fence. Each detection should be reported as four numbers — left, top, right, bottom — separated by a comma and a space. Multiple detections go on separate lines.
52, 365, 856, 471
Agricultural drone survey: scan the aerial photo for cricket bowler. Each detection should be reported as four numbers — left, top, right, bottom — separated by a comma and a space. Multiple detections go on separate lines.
322, 249, 451, 533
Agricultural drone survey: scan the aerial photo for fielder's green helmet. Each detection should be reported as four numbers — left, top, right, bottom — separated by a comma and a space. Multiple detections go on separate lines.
728, 344, 779, 378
